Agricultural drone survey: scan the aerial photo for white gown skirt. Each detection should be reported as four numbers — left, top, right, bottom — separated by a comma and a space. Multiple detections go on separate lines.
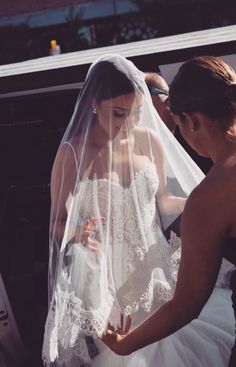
92, 287, 234, 367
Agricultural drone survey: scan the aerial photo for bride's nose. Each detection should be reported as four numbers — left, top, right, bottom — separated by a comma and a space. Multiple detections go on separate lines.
130, 112, 140, 126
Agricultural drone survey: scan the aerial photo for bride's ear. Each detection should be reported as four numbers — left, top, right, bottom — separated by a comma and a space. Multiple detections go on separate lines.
91, 98, 98, 114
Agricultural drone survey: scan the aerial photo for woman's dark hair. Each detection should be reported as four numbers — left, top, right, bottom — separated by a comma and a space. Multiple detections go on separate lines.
169, 56, 236, 122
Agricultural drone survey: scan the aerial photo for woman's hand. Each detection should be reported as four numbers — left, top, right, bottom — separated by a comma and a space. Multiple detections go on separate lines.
102, 314, 132, 355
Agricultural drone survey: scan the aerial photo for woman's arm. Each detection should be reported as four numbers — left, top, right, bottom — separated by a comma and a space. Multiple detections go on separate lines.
102, 183, 227, 355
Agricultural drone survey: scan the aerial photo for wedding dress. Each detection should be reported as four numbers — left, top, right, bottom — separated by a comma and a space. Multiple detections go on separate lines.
43, 159, 234, 367
42, 54, 235, 366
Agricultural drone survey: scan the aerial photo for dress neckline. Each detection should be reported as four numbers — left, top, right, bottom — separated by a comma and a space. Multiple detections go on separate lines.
80, 164, 158, 191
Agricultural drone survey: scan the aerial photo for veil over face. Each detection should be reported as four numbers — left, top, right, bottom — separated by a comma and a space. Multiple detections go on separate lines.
42, 54, 204, 366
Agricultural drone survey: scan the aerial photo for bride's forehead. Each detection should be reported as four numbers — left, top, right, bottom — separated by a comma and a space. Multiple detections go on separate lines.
103, 92, 143, 108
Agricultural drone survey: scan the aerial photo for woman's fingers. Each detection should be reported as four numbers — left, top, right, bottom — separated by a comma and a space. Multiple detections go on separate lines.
107, 322, 115, 332
124, 315, 132, 333
118, 313, 131, 334
101, 326, 128, 355
103, 323, 118, 343
120, 313, 124, 330
109, 314, 132, 336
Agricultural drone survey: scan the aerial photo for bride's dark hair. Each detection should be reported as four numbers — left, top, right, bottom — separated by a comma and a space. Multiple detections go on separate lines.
68, 59, 142, 137
169, 56, 236, 124
88, 60, 138, 102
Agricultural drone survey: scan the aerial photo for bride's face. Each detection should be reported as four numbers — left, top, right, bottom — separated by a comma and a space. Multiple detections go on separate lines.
95, 92, 143, 139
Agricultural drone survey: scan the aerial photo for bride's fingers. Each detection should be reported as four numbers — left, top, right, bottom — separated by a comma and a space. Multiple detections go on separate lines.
80, 231, 90, 247
90, 216, 105, 223
83, 231, 98, 243
83, 219, 91, 230
89, 217, 105, 228
124, 315, 132, 333
87, 244, 100, 252
83, 230, 94, 239
88, 238, 101, 247
83, 217, 105, 234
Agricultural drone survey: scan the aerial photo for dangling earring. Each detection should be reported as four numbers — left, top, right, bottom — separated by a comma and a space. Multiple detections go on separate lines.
93, 107, 97, 114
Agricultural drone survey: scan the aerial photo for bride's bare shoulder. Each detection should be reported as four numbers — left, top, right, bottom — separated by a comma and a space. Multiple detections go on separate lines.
131, 126, 146, 136
53, 136, 81, 170
132, 126, 155, 135
132, 126, 161, 144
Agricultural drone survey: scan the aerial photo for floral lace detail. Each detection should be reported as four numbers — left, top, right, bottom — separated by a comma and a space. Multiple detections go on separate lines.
169, 231, 181, 253
216, 258, 235, 288
43, 269, 113, 365
43, 166, 183, 365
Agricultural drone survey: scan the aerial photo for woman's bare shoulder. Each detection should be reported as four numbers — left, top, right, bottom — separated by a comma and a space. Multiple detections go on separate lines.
204, 163, 236, 194
185, 164, 236, 223
188, 167, 224, 202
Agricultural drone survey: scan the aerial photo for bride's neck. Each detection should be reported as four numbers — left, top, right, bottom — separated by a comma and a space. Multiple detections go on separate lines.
88, 124, 109, 148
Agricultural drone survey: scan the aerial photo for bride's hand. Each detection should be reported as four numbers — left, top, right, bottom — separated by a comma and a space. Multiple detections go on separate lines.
80, 217, 105, 252
102, 314, 132, 355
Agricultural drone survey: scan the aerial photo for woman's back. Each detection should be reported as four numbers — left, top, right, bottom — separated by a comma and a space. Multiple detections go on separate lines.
205, 157, 236, 263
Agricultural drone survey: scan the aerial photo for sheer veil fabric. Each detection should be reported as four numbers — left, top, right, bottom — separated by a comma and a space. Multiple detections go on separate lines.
42, 55, 234, 366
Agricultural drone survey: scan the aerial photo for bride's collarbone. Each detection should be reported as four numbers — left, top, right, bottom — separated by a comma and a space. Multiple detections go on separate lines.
103, 158, 154, 186
82, 149, 154, 184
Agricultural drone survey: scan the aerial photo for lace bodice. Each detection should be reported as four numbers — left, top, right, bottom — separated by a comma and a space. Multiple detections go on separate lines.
79, 166, 160, 273
42, 165, 181, 366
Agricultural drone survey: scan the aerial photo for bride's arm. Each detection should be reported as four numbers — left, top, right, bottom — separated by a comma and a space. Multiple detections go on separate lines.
148, 130, 186, 215
50, 143, 78, 243
51, 142, 103, 252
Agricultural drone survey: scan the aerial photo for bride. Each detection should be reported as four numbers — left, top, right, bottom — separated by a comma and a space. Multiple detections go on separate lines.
42, 54, 234, 366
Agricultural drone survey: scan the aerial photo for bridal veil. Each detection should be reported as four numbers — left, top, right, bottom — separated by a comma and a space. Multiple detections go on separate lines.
42, 54, 207, 366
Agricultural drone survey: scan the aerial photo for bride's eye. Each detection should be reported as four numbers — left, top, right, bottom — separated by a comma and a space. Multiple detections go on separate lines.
113, 110, 127, 118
